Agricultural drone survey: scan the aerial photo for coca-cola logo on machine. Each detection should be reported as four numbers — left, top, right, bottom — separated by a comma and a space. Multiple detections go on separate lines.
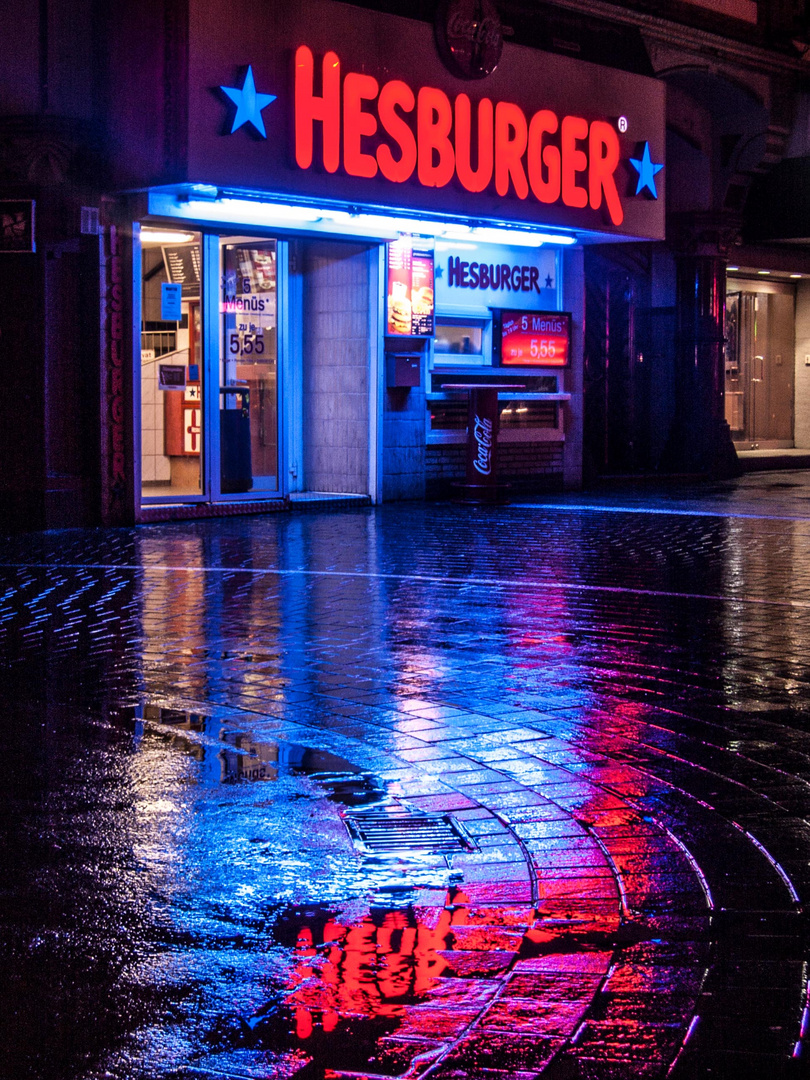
472, 414, 493, 475
435, 0, 504, 80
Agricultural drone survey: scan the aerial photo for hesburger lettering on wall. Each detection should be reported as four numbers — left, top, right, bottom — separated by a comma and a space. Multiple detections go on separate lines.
294, 45, 624, 225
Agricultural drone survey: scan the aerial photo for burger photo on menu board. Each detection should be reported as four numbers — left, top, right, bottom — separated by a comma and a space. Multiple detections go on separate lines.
388, 281, 412, 334
412, 286, 433, 316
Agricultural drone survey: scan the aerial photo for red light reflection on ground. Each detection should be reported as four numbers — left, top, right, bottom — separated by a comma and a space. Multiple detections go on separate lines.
286, 889, 476, 1037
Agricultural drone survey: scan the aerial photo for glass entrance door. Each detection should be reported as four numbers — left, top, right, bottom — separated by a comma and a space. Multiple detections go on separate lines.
140, 228, 204, 501
725, 288, 794, 448
219, 239, 279, 495
139, 229, 283, 508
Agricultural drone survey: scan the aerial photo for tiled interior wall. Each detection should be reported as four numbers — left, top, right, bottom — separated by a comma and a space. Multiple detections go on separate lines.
302, 242, 370, 494
141, 358, 171, 483
140, 334, 189, 485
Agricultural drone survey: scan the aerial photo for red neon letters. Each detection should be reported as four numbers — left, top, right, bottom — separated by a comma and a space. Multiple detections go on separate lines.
294, 45, 625, 225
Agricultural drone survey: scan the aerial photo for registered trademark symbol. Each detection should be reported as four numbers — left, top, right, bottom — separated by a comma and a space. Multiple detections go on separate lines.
618, 116, 628, 133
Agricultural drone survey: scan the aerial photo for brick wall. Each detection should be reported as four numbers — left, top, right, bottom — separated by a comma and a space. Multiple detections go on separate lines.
383, 380, 427, 500
425, 442, 564, 497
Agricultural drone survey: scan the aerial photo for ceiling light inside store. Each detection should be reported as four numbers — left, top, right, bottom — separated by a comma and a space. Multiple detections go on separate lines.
758, 270, 771, 275
791, 273, 803, 278
141, 228, 196, 244
727, 266, 739, 271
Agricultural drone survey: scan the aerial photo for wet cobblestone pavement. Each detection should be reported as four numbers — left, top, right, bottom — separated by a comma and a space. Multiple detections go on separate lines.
3, 472, 810, 1079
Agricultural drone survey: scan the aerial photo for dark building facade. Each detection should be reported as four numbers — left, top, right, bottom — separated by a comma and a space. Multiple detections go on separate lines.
1, 0, 809, 530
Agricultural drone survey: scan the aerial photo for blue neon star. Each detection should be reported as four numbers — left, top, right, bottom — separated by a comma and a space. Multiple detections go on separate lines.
629, 143, 664, 198
220, 65, 276, 138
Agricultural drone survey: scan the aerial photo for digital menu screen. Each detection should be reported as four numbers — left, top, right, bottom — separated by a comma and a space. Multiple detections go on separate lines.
386, 236, 434, 336
498, 310, 570, 367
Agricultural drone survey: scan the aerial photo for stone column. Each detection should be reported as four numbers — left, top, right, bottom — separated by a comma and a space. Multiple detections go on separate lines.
661, 214, 741, 477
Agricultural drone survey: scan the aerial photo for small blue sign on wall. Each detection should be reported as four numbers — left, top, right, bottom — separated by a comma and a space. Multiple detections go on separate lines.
161, 282, 183, 321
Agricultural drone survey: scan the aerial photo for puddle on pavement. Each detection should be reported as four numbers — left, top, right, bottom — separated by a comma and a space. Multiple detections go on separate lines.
141, 704, 387, 805
137, 705, 477, 909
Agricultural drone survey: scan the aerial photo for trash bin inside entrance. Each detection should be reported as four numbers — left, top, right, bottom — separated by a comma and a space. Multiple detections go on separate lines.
220, 386, 253, 494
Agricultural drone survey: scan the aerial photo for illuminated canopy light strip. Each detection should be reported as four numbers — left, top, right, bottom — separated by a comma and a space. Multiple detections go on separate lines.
149, 192, 577, 246
472, 227, 574, 247
218, 198, 322, 222
213, 189, 576, 243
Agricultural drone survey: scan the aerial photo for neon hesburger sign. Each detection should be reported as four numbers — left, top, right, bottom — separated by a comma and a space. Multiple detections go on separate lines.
294, 45, 625, 225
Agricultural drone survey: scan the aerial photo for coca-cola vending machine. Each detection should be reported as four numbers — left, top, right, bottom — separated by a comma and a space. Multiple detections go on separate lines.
465, 388, 500, 488
441, 381, 523, 504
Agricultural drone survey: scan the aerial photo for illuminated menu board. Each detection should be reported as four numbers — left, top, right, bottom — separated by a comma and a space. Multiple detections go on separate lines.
499, 310, 571, 367
162, 244, 201, 298
386, 236, 434, 336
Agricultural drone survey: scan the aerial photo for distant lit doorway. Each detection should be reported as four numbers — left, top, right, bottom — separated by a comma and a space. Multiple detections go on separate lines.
725, 283, 794, 449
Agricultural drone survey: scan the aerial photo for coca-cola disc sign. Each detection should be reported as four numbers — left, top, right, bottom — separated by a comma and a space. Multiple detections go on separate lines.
498, 310, 571, 367
435, 0, 504, 80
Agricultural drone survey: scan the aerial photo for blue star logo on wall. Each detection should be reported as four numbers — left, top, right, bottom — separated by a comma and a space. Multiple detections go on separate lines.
629, 143, 664, 199
220, 65, 276, 138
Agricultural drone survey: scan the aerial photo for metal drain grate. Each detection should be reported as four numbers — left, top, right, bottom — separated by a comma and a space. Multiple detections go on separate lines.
343, 808, 477, 856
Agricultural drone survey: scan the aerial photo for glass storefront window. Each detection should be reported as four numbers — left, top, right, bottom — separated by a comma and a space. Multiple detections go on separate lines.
429, 398, 558, 432
499, 401, 558, 428
434, 319, 486, 361
220, 240, 279, 494
429, 400, 467, 431
140, 228, 203, 501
